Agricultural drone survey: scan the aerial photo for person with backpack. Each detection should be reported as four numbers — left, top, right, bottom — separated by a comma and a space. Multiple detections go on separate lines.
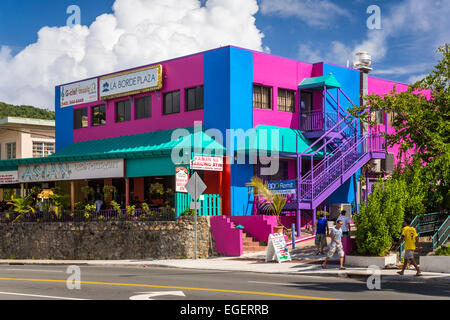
313, 212, 329, 255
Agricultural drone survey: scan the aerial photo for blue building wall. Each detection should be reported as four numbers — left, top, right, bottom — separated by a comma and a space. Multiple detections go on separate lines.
322, 63, 361, 209
54, 86, 73, 151
204, 47, 254, 215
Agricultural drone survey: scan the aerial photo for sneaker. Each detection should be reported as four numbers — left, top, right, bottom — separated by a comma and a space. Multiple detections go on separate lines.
339, 267, 346, 270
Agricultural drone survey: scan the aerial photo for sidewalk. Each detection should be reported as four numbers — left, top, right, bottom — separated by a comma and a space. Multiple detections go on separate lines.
1, 247, 449, 284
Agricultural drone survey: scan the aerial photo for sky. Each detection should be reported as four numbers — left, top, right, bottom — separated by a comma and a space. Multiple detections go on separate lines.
0, 0, 448, 109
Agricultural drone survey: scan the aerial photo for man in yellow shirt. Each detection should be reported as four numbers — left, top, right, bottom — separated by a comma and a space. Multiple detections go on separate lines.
398, 219, 422, 276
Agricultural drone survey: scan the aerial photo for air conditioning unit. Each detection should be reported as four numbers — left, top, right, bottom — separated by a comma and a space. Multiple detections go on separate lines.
370, 159, 382, 173
329, 203, 352, 221
381, 153, 395, 173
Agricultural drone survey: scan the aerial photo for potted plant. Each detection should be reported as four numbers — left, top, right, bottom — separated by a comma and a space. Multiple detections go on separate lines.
149, 183, 164, 206
246, 177, 287, 234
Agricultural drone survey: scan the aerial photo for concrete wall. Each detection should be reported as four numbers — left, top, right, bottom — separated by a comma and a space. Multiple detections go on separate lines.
0, 217, 216, 260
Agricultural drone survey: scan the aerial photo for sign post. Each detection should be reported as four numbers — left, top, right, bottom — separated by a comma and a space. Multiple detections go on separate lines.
184, 172, 207, 260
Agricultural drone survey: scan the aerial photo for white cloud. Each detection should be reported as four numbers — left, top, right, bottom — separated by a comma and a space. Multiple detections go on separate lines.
296, 0, 450, 76
260, 0, 350, 28
0, 0, 265, 109
407, 73, 428, 84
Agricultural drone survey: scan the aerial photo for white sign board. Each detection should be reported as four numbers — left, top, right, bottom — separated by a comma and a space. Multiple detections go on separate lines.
18, 159, 124, 183
190, 156, 223, 171
0, 171, 19, 184
175, 167, 189, 193
265, 233, 291, 263
100, 65, 162, 100
60, 79, 98, 108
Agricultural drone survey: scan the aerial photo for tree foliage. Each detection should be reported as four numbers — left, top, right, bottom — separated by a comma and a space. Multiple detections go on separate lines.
355, 179, 407, 256
0, 101, 55, 120
350, 43, 450, 211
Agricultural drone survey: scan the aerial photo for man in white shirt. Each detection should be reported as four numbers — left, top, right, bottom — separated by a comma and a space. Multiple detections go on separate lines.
336, 210, 351, 236
322, 220, 346, 270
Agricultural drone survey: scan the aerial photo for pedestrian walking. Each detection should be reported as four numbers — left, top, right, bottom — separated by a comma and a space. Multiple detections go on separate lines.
398, 219, 422, 276
313, 212, 329, 255
322, 220, 346, 270
336, 210, 351, 236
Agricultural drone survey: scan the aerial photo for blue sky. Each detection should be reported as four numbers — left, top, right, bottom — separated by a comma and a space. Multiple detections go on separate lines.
0, 0, 448, 108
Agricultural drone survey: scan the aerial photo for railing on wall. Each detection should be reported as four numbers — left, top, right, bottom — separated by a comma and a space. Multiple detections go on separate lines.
175, 193, 221, 217
0, 208, 176, 223
432, 215, 450, 250
399, 212, 448, 257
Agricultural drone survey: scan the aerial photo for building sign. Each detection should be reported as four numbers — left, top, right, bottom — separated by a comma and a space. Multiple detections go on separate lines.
99, 65, 163, 100
175, 167, 189, 193
267, 180, 296, 195
60, 79, 98, 107
0, 171, 19, 184
190, 156, 223, 172
18, 159, 124, 183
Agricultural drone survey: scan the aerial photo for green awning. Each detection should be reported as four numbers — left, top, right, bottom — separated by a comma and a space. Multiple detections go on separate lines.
0, 126, 225, 168
298, 74, 341, 90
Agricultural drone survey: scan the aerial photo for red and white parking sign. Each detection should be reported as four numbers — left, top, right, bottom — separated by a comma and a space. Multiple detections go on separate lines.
190, 156, 223, 172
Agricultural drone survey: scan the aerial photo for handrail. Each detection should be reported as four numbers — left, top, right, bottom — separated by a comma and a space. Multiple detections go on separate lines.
399, 212, 447, 257
432, 215, 450, 250
301, 131, 360, 182
300, 114, 357, 157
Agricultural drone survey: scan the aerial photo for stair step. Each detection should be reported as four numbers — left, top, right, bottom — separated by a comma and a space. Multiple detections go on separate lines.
243, 246, 267, 253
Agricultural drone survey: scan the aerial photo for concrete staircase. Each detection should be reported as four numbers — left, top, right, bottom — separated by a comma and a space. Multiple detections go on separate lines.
242, 232, 267, 253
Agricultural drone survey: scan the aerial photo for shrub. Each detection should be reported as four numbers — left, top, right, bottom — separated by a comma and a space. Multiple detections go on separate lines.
355, 178, 407, 256
181, 208, 195, 216
435, 245, 450, 256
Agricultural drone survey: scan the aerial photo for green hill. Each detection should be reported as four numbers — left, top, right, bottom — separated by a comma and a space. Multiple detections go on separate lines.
0, 102, 55, 120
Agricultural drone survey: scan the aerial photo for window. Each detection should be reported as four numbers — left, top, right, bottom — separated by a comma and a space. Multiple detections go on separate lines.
92, 104, 106, 126
300, 91, 313, 112
253, 85, 272, 109
258, 159, 289, 181
185, 86, 204, 111
371, 110, 384, 124
388, 111, 397, 126
74, 108, 88, 129
116, 99, 131, 122
278, 88, 296, 113
33, 142, 55, 158
6, 143, 16, 159
163, 90, 180, 115
135, 96, 152, 120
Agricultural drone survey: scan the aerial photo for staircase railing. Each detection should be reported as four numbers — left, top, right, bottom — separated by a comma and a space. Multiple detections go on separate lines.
301, 133, 376, 202
432, 214, 450, 250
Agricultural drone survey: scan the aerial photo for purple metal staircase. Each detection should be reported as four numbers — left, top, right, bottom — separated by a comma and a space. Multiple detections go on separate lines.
285, 88, 386, 212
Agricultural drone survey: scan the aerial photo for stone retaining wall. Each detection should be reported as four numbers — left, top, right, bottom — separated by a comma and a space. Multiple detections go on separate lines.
0, 217, 217, 260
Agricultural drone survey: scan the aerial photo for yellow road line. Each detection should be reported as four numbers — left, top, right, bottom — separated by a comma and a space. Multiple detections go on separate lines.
0, 277, 340, 300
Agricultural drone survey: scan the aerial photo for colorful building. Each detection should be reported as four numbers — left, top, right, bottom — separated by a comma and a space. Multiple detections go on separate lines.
0, 45, 409, 238
0, 117, 55, 199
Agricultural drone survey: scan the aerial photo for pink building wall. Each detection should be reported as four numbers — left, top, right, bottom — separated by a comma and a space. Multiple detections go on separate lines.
210, 216, 243, 256
73, 53, 205, 142
252, 52, 314, 130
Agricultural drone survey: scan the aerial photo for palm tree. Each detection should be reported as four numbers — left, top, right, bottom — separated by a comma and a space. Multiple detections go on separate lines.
8, 195, 36, 223
246, 177, 287, 227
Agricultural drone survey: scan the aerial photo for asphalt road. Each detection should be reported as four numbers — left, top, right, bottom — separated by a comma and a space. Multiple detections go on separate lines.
0, 264, 448, 301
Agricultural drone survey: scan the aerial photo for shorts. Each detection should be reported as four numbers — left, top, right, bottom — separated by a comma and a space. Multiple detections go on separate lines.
327, 245, 344, 258
315, 234, 327, 247
404, 250, 414, 260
